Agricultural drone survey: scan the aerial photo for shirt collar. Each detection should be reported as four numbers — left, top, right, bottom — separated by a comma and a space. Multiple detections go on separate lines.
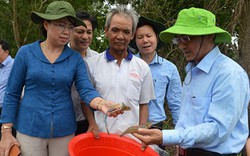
186, 46, 220, 73
1, 55, 12, 67
135, 52, 162, 65
68, 42, 92, 59
86, 47, 92, 58
150, 53, 163, 65
33, 40, 73, 63
105, 48, 133, 61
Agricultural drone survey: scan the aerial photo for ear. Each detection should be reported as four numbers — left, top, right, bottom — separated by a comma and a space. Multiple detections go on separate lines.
207, 34, 216, 41
104, 27, 109, 37
43, 20, 49, 31
157, 36, 160, 44
5, 50, 9, 55
130, 31, 135, 40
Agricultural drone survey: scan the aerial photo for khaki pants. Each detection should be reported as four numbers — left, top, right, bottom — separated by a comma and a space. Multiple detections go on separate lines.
16, 131, 74, 156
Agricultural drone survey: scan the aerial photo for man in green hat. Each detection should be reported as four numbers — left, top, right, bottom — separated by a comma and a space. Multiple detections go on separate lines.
133, 7, 249, 156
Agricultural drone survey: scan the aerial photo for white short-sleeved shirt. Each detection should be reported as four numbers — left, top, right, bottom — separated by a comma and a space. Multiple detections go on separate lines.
86, 49, 155, 134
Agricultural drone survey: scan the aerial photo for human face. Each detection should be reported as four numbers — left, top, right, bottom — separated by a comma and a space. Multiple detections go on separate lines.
0, 45, 8, 63
71, 20, 93, 53
135, 25, 157, 55
105, 14, 134, 54
177, 35, 209, 63
45, 18, 74, 46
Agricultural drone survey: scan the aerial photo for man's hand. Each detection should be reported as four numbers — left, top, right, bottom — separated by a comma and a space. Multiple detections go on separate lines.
87, 122, 100, 139
120, 122, 152, 137
81, 101, 100, 138
132, 128, 163, 150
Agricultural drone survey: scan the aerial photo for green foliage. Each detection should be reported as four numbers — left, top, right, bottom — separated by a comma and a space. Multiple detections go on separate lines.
0, 0, 242, 80
0, 0, 14, 56
0, 0, 239, 61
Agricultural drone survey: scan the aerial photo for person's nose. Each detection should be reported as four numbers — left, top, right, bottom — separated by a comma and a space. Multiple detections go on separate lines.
81, 32, 88, 39
178, 42, 187, 50
142, 36, 149, 43
117, 32, 125, 39
62, 27, 72, 34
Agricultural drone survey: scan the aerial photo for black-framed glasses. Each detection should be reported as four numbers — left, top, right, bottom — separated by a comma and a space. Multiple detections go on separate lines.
172, 35, 191, 44
51, 22, 75, 33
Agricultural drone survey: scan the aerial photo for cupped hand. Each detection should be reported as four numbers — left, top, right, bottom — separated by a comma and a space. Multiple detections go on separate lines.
132, 128, 163, 149
101, 101, 125, 117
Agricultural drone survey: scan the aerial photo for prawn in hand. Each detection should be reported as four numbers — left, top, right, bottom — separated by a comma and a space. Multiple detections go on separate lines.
132, 128, 163, 151
104, 102, 131, 134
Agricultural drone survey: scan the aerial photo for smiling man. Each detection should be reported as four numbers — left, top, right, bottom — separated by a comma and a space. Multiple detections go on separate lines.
70, 11, 98, 58
69, 11, 100, 138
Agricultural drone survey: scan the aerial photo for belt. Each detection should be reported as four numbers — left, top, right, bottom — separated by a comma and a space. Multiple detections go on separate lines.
179, 148, 237, 156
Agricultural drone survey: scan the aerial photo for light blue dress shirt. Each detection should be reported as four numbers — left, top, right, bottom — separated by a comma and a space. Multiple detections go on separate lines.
1, 40, 100, 138
162, 46, 250, 154
0, 55, 14, 107
135, 53, 182, 124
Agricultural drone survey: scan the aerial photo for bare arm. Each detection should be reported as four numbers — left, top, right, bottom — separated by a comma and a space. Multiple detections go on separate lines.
81, 101, 100, 138
139, 104, 148, 125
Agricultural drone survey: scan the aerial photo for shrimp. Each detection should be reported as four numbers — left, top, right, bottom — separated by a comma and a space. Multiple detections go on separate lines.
104, 102, 131, 134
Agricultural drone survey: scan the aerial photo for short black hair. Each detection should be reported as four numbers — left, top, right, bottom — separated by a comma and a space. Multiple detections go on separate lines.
0, 39, 10, 51
75, 11, 98, 31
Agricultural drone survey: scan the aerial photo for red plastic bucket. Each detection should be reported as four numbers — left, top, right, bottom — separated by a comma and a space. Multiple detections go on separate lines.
68, 132, 159, 156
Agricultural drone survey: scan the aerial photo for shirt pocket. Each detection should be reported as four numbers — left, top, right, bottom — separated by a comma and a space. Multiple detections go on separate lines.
154, 77, 168, 97
191, 96, 211, 124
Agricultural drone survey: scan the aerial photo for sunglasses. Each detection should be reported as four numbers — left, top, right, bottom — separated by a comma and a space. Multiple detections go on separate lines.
172, 35, 191, 44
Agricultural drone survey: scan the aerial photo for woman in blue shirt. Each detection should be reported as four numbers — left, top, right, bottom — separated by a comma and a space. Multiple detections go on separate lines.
0, 1, 122, 156
130, 16, 182, 129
